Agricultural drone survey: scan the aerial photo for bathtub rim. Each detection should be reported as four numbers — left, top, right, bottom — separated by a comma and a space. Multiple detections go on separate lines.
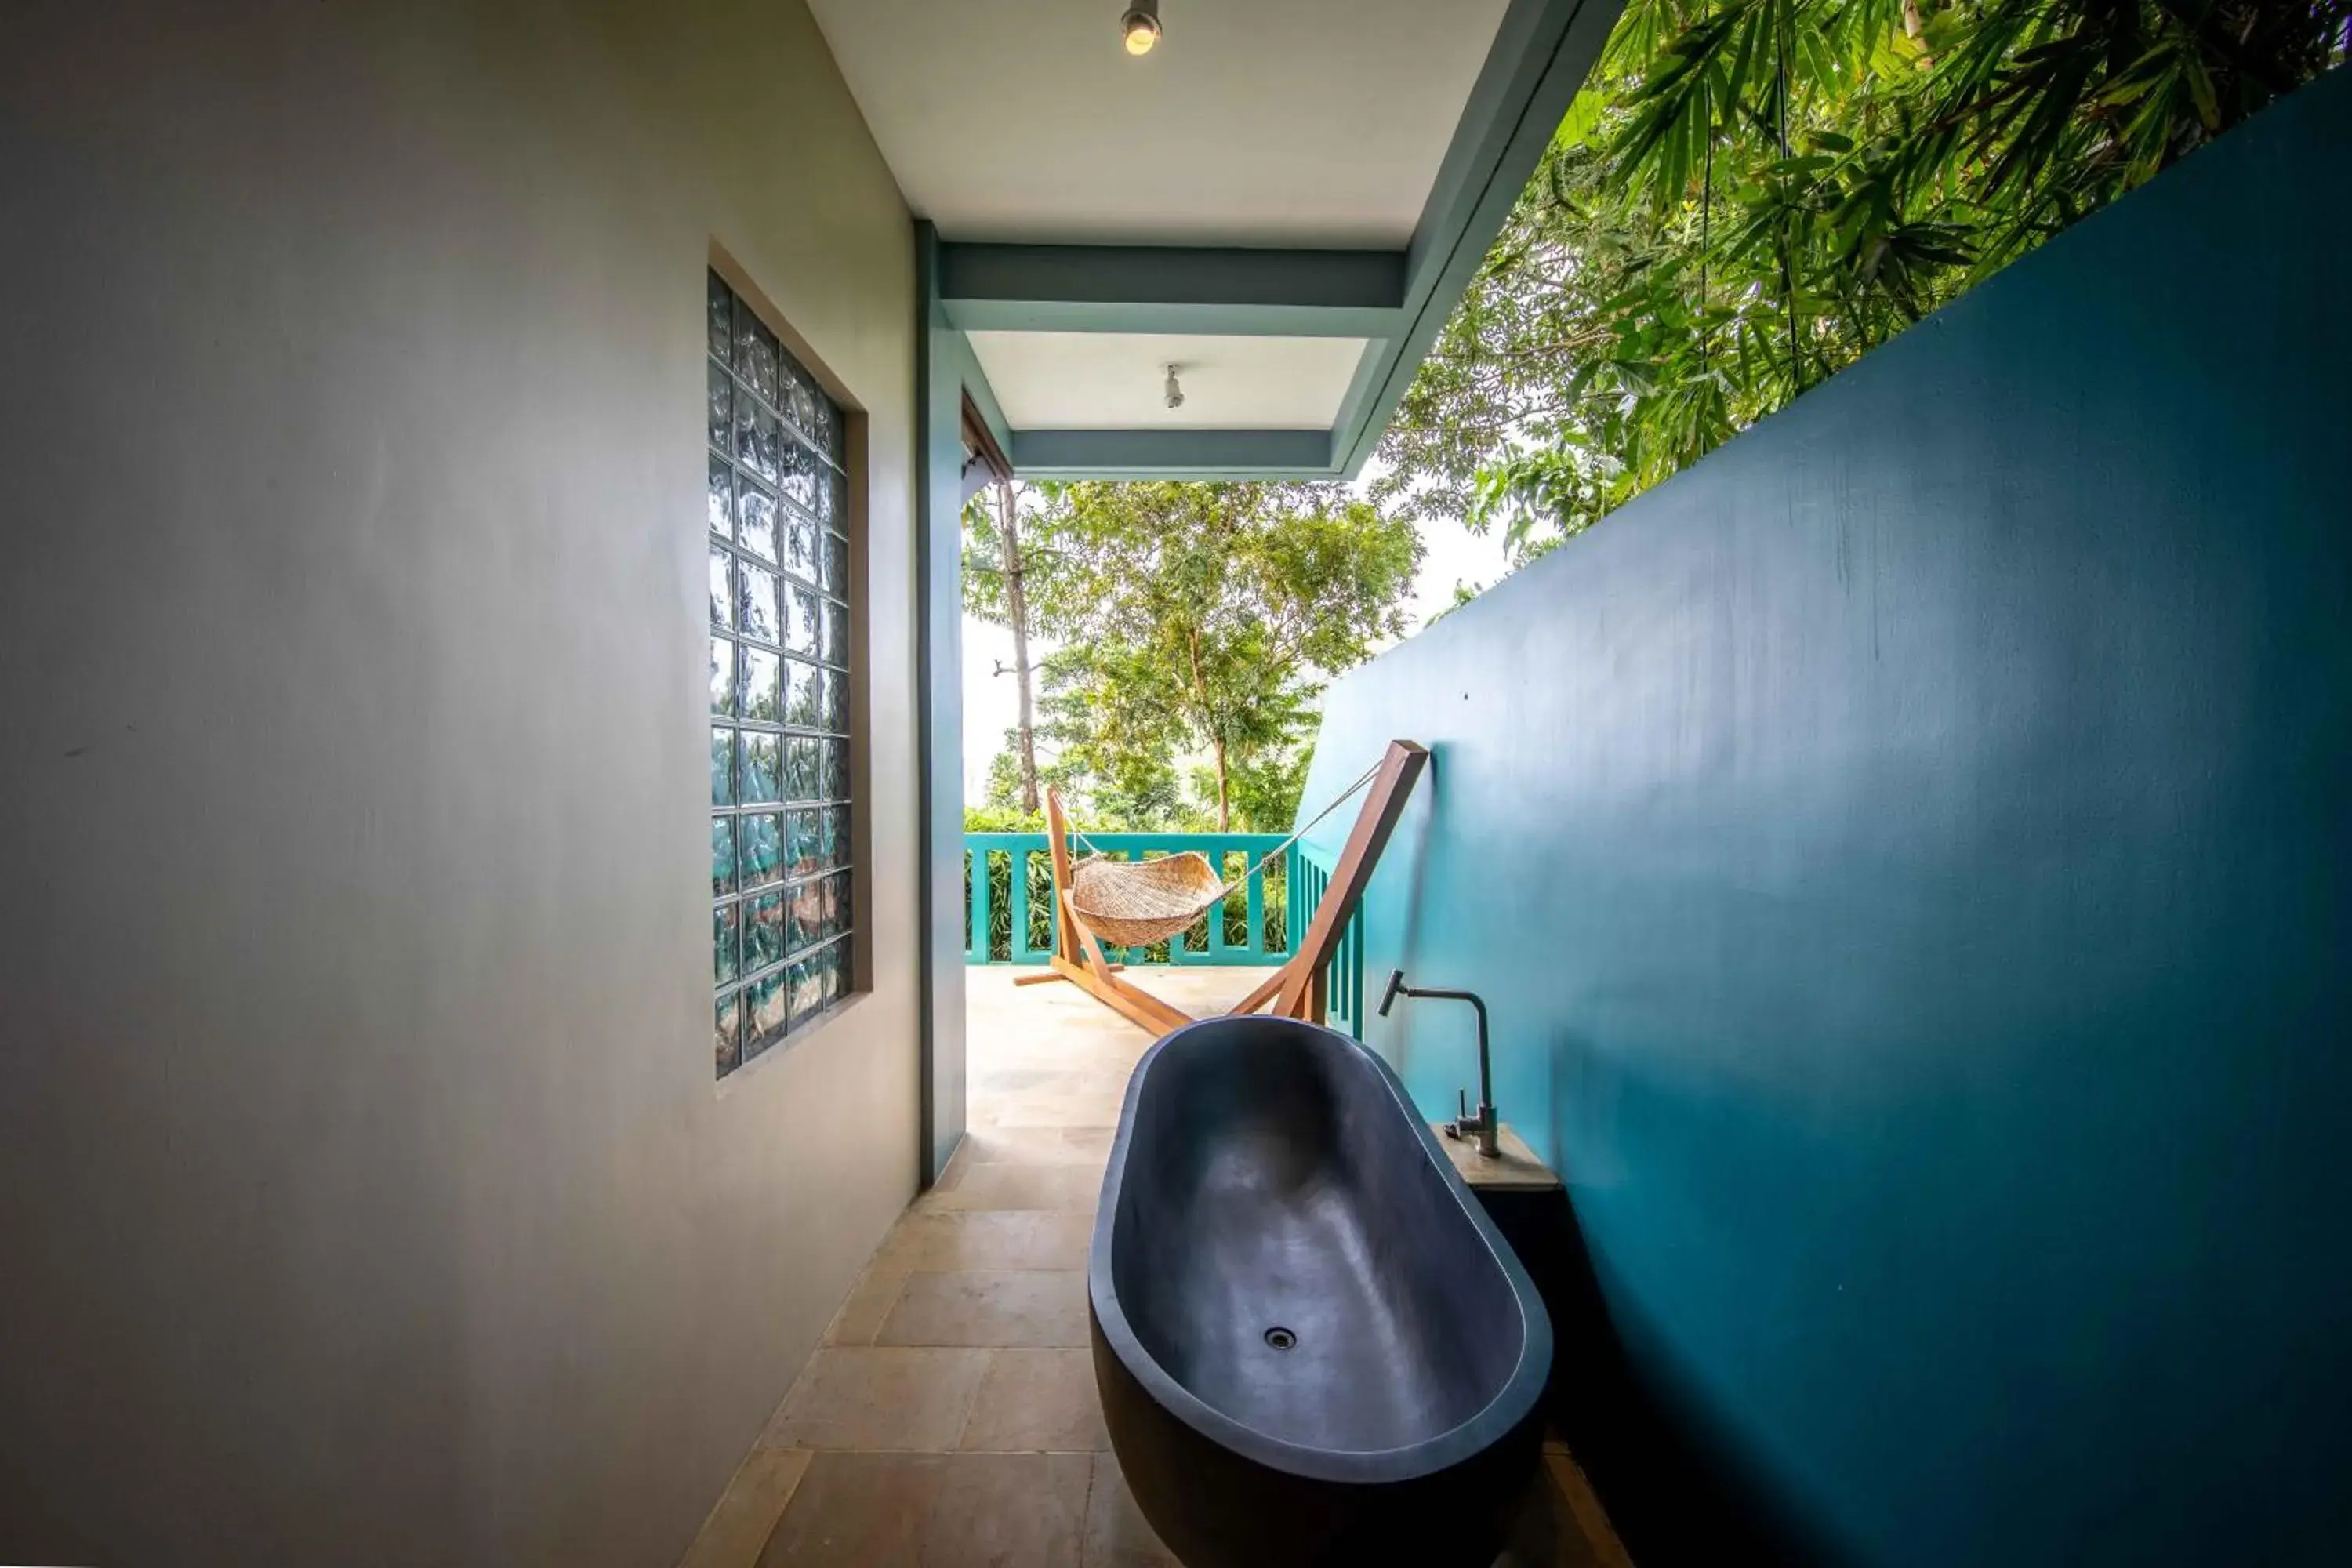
1087, 1013, 1555, 1487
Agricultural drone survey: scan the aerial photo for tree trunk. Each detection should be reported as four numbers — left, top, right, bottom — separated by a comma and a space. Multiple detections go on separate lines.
996, 481, 1040, 815
1184, 629, 1230, 831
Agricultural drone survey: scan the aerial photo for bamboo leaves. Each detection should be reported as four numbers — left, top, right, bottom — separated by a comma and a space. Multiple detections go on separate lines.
1377, 0, 2347, 549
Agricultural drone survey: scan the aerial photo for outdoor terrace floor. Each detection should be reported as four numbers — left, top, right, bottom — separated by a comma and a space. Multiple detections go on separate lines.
679, 966, 1631, 1566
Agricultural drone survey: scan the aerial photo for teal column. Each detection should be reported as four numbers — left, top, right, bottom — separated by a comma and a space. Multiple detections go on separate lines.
914, 223, 967, 1183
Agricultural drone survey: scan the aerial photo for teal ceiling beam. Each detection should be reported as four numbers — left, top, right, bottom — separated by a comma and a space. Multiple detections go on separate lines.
1326, 342, 1399, 471
1331, 0, 1625, 475
1012, 428, 1336, 480
937, 244, 1406, 338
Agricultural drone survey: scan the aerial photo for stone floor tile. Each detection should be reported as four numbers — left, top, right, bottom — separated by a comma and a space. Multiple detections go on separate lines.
1491, 1451, 1641, 1568
758, 1450, 1091, 1568
921, 1451, 1090, 1566
957, 1349, 1111, 1453
713, 970, 1300, 1565
822, 1257, 915, 1347
946, 1127, 1116, 1171
677, 1446, 811, 1568
1545, 1453, 1634, 1568
1052, 1127, 1117, 1163
757, 1451, 942, 1565
971, 1065, 1082, 1095
760, 1348, 989, 1451
1080, 1453, 1178, 1566
920, 1162, 1103, 1214
887, 1211, 1094, 1272
876, 1270, 1091, 1348
972, 1091, 1127, 1131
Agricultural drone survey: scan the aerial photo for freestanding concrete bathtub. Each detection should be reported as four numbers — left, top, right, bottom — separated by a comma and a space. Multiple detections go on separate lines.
1089, 1014, 1552, 1567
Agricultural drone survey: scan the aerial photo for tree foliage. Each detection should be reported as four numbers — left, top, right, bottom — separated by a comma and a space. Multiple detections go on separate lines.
965, 481, 1421, 830
1377, 0, 2347, 552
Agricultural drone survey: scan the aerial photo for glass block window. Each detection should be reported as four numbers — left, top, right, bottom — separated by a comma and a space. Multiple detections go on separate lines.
707, 269, 854, 1078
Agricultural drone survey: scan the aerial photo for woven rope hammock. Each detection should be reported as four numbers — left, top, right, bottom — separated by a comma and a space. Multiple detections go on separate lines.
1063, 760, 1384, 947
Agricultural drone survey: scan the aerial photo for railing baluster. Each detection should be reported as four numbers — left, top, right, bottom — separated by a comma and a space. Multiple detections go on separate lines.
1351, 916, 1364, 1036
1203, 839, 1225, 964
1243, 845, 1263, 959
968, 846, 989, 964
1027, 835, 1051, 961
1007, 844, 1031, 966
1292, 862, 1303, 953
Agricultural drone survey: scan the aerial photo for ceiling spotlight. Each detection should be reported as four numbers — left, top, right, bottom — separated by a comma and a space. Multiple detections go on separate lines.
1122, 1, 1161, 56
1163, 364, 1185, 409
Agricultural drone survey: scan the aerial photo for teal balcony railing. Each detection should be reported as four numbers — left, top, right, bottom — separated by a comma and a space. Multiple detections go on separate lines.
964, 833, 1290, 967
961, 831, 1363, 1036
1287, 842, 1363, 1038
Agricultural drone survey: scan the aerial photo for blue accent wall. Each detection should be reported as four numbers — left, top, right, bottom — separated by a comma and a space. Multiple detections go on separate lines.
1302, 69, 2352, 1567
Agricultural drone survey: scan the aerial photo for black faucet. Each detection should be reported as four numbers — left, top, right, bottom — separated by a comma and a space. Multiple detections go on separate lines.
1377, 970, 1498, 1159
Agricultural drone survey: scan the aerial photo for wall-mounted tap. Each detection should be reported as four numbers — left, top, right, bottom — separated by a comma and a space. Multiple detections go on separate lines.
1377, 970, 1498, 1159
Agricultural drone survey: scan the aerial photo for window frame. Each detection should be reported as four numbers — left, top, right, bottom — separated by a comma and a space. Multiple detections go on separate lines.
705, 260, 864, 1080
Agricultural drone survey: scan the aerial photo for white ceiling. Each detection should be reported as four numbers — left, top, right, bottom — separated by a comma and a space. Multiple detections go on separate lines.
806, 0, 1513, 246
967, 332, 1369, 429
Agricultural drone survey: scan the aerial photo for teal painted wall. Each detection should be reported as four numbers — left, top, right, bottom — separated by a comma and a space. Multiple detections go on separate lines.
1301, 68, 2352, 1568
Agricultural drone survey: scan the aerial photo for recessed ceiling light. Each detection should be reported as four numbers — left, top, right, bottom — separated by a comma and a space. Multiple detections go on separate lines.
1122, 2, 1161, 56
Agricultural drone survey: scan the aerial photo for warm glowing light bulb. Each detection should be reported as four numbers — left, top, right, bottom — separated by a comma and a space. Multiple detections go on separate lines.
1123, 16, 1160, 55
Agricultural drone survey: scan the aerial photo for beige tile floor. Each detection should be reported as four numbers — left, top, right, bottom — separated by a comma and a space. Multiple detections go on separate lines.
678, 966, 1633, 1568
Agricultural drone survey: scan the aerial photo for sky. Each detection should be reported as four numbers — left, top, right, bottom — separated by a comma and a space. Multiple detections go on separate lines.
959, 484, 1511, 800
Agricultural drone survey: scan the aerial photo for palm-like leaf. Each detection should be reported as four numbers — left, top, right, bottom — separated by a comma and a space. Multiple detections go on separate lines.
1381, 0, 2343, 549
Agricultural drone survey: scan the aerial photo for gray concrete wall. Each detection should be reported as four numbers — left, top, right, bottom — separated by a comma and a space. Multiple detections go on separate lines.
0, 2, 920, 1563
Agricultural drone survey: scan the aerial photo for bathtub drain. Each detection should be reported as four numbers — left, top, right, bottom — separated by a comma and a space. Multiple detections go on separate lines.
1264, 1326, 1297, 1352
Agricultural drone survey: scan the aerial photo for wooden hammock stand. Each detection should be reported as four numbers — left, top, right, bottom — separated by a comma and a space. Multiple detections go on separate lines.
1017, 739, 1428, 1035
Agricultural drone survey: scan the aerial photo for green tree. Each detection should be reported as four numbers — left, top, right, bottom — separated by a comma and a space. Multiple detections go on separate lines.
962, 480, 1051, 814
978, 728, 1046, 818
1018, 482, 1421, 831
1204, 742, 1319, 838
1379, 0, 2347, 550
1031, 643, 1192, 828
